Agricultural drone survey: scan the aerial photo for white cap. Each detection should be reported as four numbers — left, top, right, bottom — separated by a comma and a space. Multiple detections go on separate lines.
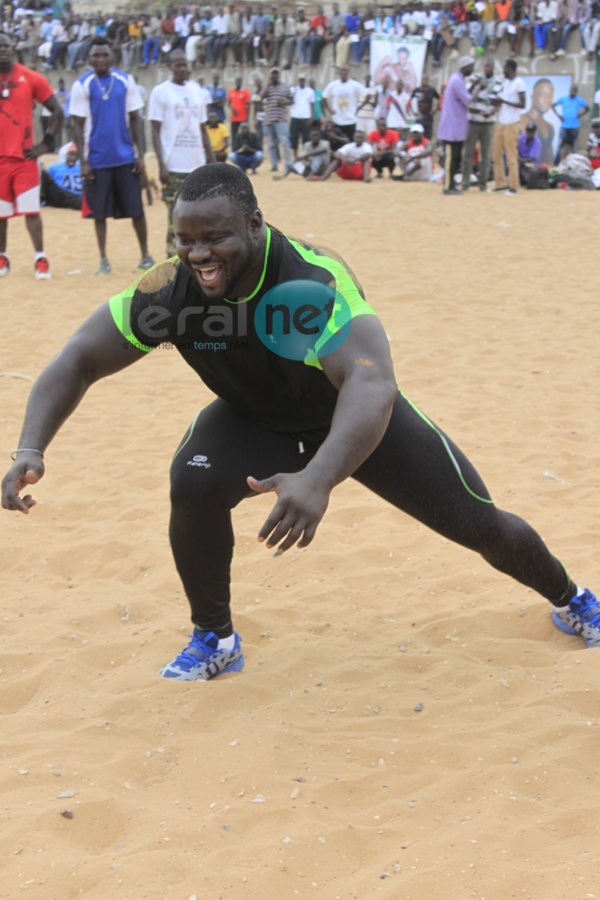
458, 55, 474, 70
410, 123, 425, 133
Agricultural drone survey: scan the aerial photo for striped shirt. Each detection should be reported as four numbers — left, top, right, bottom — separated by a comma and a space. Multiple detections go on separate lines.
262, 83, 292, 124
466, 74, 502, 124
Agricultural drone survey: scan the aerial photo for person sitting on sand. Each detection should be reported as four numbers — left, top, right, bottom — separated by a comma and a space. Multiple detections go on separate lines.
314, 130, 373, 181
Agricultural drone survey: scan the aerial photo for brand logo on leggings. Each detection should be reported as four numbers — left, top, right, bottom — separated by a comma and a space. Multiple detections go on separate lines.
187, 454, 211, 468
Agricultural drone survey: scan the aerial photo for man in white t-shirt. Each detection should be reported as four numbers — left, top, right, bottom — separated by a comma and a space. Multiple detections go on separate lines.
386, 78, 411, 138
321, 65, 366, 141
315, 129, 373, 181
289, 73, 315, 158
491, 59, 526, 194
148, 51, 215, 256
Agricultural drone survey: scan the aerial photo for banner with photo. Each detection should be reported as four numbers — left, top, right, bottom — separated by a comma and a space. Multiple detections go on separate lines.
520, 74, 572, 167
370, 35, 427, 95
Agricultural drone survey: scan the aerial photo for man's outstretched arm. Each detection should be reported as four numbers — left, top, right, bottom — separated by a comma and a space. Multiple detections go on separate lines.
248, 314, 398, 552
2, 303, 149, 513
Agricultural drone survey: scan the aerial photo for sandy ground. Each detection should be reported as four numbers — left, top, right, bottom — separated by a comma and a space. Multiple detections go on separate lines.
1, 165, 600, 900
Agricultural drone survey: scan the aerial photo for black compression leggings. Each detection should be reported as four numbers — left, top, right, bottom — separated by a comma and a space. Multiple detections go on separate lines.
169, 393, 575, 637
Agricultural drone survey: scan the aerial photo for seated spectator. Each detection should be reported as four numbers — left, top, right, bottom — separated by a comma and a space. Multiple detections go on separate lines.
67, 15, 91, 71
508, 0, 534, 59
581, 0, 600, 61
367, 116, 400, 177
334, 24, 353, 68
142, 12, 162, 66
41, 143, 82, 209
302, 5, 328, 66
587, 117, 600, 169
294, 127, 331, 177
225, 4, 243, 66
518, 122, 542, 184
45, 16, 69, 69
106, 13, 129, 68
533, 0, 558, 52
228, 121, 263, 173
394, 123, 434, 181
321, 117, 349, 153
240, 7, 255, 65
315, 129, 373, 181
206, 110, 230, 162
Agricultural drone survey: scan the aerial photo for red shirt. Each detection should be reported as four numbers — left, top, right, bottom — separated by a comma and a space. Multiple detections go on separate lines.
228, 87, 251, 123
0, 63, 53, 159
310, 14, 328, 35
450, 1, 467, 23
406, 137, 430, 155
367, 127, 400, 152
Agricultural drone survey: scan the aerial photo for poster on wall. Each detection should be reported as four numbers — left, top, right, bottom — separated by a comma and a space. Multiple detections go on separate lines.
520, 74, 572, 166
370, 35, 427, 95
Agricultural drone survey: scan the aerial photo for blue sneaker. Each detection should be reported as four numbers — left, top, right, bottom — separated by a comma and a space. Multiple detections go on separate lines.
552, 589, 600, 647
160, 629, 244, 680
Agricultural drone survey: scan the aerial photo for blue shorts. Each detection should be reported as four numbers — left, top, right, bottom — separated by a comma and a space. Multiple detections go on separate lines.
82, 163, 143, 220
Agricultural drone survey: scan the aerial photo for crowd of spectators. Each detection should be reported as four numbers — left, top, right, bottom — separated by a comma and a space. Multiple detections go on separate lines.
2, 0, 599, 242
2, 0, 600, 76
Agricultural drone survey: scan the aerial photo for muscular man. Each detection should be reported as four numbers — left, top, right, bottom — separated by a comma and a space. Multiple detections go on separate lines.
0, 31, 63, 279
3, 165, 599, 683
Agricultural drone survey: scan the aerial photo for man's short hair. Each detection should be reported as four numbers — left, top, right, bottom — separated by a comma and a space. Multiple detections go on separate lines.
175, 164, 258, 220
89, 36, 111, 48
505, 58, 517, 73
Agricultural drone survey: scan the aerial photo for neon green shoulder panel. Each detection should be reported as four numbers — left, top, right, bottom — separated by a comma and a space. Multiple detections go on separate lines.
286, 237, 377, 370
108, 257, 179, 353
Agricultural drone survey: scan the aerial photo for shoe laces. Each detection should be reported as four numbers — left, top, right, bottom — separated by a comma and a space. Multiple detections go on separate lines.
573, 590, 600, 626
173, 630, 219, 671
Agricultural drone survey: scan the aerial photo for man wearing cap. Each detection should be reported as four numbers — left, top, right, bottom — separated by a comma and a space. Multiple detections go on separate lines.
394, 123, 434, 181
437, 56, 481, 195
517, 123, 542, 186
490, 59, 526, 194
261, 66, 293, 173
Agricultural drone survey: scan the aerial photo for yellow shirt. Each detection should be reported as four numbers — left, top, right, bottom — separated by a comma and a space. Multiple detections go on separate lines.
207, 123, 230, 153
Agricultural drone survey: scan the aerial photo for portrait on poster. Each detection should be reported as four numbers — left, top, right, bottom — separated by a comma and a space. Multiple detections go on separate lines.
519, 74, 572, 167
370, 35, 427, 95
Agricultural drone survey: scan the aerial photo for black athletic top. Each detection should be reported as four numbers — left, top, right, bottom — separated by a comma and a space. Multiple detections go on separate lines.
109, 225, 376, 435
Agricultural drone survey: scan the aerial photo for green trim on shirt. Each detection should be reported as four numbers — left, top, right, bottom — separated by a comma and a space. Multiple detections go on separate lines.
286, 236, 377, 369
